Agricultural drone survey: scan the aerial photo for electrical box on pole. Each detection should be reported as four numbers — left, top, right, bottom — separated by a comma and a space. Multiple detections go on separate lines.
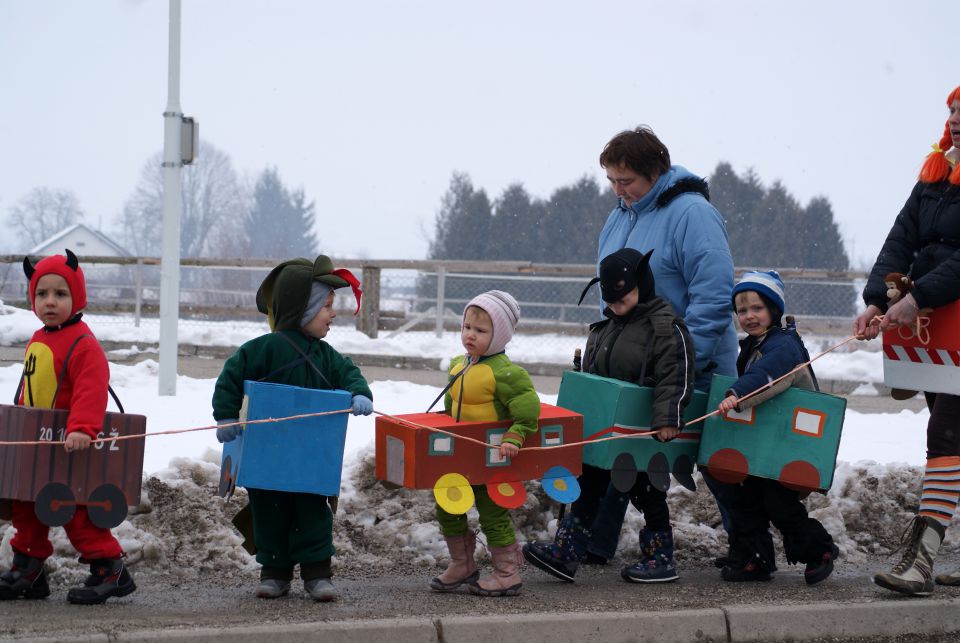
180, 116, 198, 165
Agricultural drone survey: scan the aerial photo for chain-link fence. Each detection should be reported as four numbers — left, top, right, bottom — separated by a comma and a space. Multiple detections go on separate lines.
0, 255, 867, 346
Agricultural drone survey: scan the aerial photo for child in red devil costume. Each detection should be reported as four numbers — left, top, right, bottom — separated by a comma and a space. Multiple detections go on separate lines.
0, 249, 136, 605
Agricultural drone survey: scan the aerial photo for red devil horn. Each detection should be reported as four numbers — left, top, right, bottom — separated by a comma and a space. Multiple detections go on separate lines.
331, 268, 363, 315
65, 249, 79, 271
22, 256, 35, 280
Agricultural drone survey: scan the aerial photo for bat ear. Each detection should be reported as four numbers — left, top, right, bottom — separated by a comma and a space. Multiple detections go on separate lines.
23, 257, 37, 279
22, 256, 35, 280
65, 249, 79, 271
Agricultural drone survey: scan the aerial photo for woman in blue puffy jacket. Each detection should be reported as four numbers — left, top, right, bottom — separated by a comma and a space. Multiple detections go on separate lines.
586, 126, 739, 565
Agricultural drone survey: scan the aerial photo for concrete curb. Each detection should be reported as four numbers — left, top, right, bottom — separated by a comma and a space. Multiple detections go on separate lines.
25, 599, 960, 642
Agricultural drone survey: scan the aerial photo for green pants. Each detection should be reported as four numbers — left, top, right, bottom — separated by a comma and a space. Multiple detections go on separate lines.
248, 488, 334, 573
436, 484, 516, 547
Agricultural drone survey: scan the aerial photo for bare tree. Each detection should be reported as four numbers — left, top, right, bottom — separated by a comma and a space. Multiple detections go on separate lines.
115, 140, 248, 258
6, 187, 86, 249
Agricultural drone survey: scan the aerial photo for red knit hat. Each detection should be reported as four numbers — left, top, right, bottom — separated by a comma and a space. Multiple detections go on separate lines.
23, 249, 87, 317
919, 85, 960, 186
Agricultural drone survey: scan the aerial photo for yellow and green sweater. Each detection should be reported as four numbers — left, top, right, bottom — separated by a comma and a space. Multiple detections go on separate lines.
444, 353, 540, 447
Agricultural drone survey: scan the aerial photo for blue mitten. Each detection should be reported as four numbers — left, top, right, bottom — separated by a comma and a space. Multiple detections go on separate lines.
216, 419, 241, 443
351, 395, 373, 416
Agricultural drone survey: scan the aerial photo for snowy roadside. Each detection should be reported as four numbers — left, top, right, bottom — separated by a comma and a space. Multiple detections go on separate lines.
0, 300, 939, 590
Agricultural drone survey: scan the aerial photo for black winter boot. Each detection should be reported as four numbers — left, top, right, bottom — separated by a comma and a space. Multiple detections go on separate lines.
0, 553, 50, 600
67, 558, 136, 605
621, 528, 679, 583
522, 516, 590, 582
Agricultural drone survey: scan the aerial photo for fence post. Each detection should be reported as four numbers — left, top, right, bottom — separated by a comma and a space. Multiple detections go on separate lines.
134, 258, 143, 328
435, 266, 446, 338
357, 265, 381, 339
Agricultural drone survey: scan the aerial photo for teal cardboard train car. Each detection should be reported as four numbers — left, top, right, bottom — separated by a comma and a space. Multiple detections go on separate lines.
556, 371, 708, 493
218, 381, 351, 498
698, 375, 846, 492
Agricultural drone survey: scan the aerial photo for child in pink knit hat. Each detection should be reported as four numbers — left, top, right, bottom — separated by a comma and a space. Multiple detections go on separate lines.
430, 289, 540, 598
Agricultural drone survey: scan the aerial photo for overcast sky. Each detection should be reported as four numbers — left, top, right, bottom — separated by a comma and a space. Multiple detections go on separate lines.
1, 1, 955, 267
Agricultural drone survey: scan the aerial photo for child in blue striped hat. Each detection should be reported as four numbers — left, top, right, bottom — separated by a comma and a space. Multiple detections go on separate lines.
716, 270, 840, 586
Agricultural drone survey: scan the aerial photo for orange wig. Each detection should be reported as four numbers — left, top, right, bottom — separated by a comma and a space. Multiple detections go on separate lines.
919, 85, 960, 186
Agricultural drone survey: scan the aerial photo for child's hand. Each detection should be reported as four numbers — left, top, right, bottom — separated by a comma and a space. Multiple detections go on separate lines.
718, 395, 739, 414
64, 432, 92, 453
498, 442, 519, 458
655, 426, 679, 441
351, 395, 373, 416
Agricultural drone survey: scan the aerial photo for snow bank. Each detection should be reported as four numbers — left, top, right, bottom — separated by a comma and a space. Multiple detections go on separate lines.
2, 450, 941, 580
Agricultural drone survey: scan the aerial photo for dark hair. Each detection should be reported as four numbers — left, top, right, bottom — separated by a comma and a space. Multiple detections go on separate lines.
599, 126, 671, 181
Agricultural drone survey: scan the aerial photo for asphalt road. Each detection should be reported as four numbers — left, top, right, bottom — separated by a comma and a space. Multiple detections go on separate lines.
4, 552, 960, 641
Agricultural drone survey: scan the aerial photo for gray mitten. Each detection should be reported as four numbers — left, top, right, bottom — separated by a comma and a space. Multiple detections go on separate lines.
216, 419, 241, 443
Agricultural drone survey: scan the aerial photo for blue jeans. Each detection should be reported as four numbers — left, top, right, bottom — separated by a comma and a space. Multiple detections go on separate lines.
586, 468, 736, 560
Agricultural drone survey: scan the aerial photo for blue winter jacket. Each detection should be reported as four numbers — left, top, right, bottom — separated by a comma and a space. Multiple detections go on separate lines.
729, 327, 817, 405
597, 165, 738, 390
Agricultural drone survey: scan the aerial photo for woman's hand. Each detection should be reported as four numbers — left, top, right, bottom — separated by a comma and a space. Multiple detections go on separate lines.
64, 432, 92, 453
498, 442, 519, 458
879, 293, 919, 332
718, 394, 739, 414
853, 304, 884, 340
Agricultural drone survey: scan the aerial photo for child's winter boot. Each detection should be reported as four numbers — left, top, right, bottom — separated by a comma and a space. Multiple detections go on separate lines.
0, 553, 50, 600
66, 558, 136, 605
302, 559, 337, 601
256, 567, 292, 599
521, 515, 589, 582
621, 527, 679, 583
721, 553, 774, 582
469, 542, 523, 597
874, 516, 944, 596
303, 578, 337, 602
804, 543, 841, 585
430, 532, 479, 591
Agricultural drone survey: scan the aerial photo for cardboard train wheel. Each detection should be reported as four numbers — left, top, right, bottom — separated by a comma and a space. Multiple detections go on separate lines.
218, 455, 235, 498
610, 452, 638, 493
486, 477, 526, 509
672, 454, 697, 492
35, 482, 75, 527
541, 465, 580, 504
646, 452, 671, 493
433, 473, 475, 515
87, 484, 128, 529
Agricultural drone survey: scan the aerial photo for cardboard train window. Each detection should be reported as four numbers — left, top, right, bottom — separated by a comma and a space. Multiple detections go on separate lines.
541, 425, 563, 447
429, 432, 454, 455
792, 408, 826, 438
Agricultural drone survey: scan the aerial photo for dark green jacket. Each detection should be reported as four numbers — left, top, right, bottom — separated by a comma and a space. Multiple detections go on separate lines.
212, 330, 372, 421
582, 297, 695, 430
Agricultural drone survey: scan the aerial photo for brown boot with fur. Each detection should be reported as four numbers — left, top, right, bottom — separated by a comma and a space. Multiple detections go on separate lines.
430, 532, 479, 591
469, 542, 523, 597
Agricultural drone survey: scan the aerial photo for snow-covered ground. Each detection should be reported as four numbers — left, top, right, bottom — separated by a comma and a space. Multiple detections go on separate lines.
0, 300, 939, 583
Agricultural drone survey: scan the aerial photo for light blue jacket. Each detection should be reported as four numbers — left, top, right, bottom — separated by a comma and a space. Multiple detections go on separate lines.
597, 165, 737, 390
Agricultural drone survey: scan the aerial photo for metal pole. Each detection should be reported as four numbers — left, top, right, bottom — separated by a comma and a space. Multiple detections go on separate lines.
158, 0, 183, 395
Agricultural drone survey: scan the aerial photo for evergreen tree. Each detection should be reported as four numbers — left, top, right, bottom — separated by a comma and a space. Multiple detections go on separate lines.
709, 163, 849, 271
541, 176, 611, 264
489, 184, 545, 260
801, 196, 849, 270
428, 173, 493, 260
245, 167, 318, 259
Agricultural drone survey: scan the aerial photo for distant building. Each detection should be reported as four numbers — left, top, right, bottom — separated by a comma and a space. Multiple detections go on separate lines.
29, 223, 131, 258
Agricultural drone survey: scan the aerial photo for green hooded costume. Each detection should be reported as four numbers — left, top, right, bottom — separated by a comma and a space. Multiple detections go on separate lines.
212, 255, 371, 580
